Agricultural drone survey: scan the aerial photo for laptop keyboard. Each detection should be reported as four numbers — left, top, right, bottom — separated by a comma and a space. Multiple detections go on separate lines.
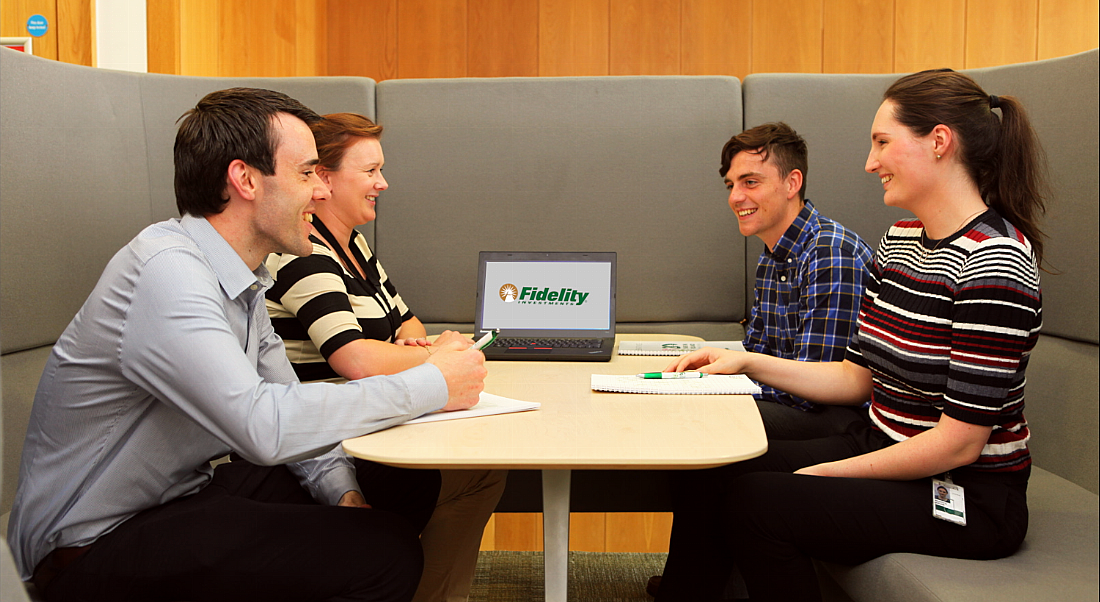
492, 338, 604, 349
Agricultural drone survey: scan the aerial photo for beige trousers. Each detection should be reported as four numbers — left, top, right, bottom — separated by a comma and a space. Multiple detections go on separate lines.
411, 469, 508, 602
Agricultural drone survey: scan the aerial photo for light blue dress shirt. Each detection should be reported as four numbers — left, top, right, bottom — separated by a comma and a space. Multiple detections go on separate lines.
7, 215, 447, 579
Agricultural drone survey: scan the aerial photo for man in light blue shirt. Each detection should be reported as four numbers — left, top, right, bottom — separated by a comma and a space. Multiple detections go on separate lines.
7, 88, 486, 601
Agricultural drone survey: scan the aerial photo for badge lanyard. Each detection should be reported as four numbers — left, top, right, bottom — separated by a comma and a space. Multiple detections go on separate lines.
932, 472, 967, 526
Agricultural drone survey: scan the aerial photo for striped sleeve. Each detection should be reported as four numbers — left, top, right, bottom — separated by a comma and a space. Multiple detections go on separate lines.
265, 243, 365, 361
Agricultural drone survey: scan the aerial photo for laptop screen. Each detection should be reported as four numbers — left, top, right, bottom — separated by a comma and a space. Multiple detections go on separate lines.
475, 252, 616, 336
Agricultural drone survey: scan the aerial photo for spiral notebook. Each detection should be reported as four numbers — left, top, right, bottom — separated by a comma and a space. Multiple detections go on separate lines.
616, 341, 745, 356
591, 374, 761, 395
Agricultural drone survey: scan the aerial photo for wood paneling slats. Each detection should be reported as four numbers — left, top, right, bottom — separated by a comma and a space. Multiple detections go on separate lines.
966, 0, 1038, 69
570, 513, 607, 552
1038, 0, 1099, 60
609, 0, 680, 75
894, 0, 965, 73
491, 512, 543, 551
326, 0, 396, 80
56, 0, 92, 66
538, 0, 609, 76
681, 0, 752, 78
217, 0, 300, 77
147, 0, 181, 74
296, 0, 325, 76
397, 0, 467, 78
179, 0, 219, 75
752, 0, 823, 73
1, 0, 60, 60
823, 0, 893, 73
605, 512, 672, 552
468, 0, 539, 77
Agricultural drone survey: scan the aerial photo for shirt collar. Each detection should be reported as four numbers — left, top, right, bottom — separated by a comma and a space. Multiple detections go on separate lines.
179, 214, 273, 300
765, 199, 818, 262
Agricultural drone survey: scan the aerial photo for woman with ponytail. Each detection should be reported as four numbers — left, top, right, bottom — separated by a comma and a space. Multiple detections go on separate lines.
653, 70, 1045, 602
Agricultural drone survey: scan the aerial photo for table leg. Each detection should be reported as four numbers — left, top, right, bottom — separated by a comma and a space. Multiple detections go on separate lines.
542, 469, 571, 602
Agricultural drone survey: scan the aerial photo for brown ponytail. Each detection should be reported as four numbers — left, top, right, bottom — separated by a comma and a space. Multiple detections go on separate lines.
884, 69, 1048, 264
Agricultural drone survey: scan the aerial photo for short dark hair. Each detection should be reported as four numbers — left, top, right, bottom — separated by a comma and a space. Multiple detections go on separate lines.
174, 88, 321, 216
719, 122, 809, 201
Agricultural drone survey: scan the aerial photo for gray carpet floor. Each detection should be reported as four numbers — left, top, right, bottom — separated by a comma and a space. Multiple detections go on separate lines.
469, 551, 666, 602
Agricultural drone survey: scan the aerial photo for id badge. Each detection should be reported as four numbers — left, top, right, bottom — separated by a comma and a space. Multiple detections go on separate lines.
932, 477, 966, 526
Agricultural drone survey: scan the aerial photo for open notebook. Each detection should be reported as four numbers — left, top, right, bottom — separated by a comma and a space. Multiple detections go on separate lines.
591, 373, 761, 395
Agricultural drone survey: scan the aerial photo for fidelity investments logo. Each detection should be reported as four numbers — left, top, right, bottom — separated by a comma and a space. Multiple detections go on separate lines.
499, 283, 590, 305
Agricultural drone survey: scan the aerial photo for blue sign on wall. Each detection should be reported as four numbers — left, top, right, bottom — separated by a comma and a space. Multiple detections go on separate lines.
27, 15, 49, 38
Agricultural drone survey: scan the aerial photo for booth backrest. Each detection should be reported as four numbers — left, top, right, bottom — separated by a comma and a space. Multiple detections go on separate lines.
2, 48, 1097, 519
372, 76, 746, 331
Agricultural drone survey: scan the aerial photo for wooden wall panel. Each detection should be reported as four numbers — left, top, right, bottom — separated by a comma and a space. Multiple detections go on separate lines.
1038, 0, 1099, 60
469, 0, 539, 77
296, 0, 326, 76
609, 0, 680, 75
326, 0, 396, 80
605, 512, 672, 553
148, 0, 181, 74
1, 0, 60, 60
491, 512, 543, 551
824, 0, 893, 73
966, 0, 1038, 69
56, 0, 92, 66
681, 0, 751, 78
539, 0, 609, 76
179, 0, 219, 75
752, 0, 823, 73
894, 0, 965, 73
570, 513, 606, 552
218, 0, 296, 77
397, 0, 467, 78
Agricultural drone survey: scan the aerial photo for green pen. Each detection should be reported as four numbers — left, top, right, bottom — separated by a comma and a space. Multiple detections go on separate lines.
472, 329, 500, 351
636, 372, 706, 379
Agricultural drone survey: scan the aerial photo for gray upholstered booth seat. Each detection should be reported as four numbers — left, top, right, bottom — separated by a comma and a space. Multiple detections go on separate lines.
2, 46, 1098, 601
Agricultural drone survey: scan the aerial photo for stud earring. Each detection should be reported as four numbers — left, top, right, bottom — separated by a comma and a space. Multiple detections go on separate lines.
936, 154, 941, 159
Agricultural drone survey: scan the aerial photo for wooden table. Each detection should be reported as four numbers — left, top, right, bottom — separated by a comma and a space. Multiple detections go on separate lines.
343, 334, 767, 602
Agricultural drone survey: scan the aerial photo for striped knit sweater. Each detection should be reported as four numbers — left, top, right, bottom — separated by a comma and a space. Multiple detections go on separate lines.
847, 210, 1041, 473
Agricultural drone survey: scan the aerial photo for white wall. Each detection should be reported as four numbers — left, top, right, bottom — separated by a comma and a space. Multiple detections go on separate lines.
96, 0, 147, 73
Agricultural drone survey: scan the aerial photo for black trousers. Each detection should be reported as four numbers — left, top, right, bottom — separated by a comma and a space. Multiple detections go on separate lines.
44, 459, 439, 602
657, 418, 1029, 602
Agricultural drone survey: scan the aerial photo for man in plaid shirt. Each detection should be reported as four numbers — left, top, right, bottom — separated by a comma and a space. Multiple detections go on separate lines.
722, 123, 874, 439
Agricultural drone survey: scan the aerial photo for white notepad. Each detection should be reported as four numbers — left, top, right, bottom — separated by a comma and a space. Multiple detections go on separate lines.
591, 374, 761, 395
616, 341, 745, 356
406, 392, 540, 425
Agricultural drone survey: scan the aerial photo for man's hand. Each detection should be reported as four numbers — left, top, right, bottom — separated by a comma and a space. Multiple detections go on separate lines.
432, 330, 473, 348
337, 490, 372, 508
427, 344, 487, 411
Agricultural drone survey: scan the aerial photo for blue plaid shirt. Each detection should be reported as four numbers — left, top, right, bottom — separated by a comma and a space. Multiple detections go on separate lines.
743, 200, 874, 411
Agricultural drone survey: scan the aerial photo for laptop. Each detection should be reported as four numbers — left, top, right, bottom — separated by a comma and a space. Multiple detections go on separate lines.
474, 251, 616, 361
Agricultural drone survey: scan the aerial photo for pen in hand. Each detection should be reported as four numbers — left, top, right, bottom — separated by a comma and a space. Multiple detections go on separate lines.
472, 329, 499, 351
636, 372, 706, 379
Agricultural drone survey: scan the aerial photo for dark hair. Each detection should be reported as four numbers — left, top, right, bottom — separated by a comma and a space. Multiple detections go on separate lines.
884, 69, 1048, 263
719, 122, 809, 201
311, 113, 384, 171
174, 87, 321, 216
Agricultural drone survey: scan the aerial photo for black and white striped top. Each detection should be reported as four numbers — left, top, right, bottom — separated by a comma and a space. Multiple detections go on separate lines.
848, 210, 1041, 473
265, 221, 413, 382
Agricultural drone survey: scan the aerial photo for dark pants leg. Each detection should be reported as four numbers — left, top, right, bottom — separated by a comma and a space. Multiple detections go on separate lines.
756, 400, 868, 440
44, 461, 424, 602
729, 468, 1028, 601
353, 459, 442, 534
657, 421, 1028, 602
